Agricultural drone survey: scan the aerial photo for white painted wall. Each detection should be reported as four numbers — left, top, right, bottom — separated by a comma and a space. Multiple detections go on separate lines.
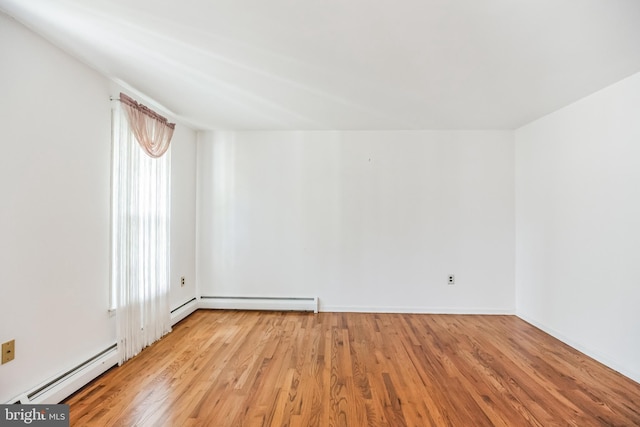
0, 13, 114, 403
515, 72, 640, 383
197, 130, 515, 313
0, 13, 198, 402
169, 125, 198, 311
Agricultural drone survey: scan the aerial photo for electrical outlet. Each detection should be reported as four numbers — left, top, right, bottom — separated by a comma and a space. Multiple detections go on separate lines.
2, 340, 15, 364
448, 275, 455, 285
180, 276, 185, 287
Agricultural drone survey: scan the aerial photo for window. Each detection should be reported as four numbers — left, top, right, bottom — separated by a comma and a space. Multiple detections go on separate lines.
110, 94, 174, 364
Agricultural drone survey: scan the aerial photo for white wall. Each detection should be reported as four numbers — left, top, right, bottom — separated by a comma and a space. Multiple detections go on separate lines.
515, 72, 640, 383
197, 130, 515, 313
0, 13, 114, 403
169, 125, 198, 311
0, 13, 198, 402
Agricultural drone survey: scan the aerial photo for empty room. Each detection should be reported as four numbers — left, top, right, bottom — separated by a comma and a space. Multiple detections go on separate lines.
1, 0, 639, 425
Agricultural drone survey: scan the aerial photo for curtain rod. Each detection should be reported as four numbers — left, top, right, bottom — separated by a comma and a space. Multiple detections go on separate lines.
111, 94, 175, 129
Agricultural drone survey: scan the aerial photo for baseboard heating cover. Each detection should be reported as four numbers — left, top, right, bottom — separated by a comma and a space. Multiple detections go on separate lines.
7, 344, 118, 404
171, 297, 198, 326
200, 296, 319, 313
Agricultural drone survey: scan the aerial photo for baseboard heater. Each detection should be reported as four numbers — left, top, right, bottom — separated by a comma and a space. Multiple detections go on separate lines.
171, 297, 198, 326
8, 343, 118, 404
200, 296, 319, 313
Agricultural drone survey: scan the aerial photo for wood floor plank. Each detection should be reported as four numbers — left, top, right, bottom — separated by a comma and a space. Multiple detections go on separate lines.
64, 311, 640, 426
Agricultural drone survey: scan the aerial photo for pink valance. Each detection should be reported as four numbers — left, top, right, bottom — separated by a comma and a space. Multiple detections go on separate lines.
119, 92, 175, 158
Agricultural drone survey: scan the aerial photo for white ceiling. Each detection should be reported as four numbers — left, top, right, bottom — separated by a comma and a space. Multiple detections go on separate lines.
2, 0, 640, 130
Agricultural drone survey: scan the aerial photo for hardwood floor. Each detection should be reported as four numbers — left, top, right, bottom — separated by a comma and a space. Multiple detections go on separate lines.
64, 310, 640, 426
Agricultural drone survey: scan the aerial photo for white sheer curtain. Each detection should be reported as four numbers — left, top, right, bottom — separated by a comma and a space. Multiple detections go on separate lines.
112, 99, 172, 365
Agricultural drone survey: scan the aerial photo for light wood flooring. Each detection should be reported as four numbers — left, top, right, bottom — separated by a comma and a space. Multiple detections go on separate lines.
64, 310, 640, 426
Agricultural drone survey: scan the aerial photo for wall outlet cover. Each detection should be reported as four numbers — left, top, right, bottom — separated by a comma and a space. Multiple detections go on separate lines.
2, 339, 15, 364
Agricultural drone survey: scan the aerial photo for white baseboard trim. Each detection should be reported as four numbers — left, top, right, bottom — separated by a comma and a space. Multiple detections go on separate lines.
200, 296, 318, 313
516, 312, 640, 385
171, 298, 199, 326
320, 304, 515, 315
